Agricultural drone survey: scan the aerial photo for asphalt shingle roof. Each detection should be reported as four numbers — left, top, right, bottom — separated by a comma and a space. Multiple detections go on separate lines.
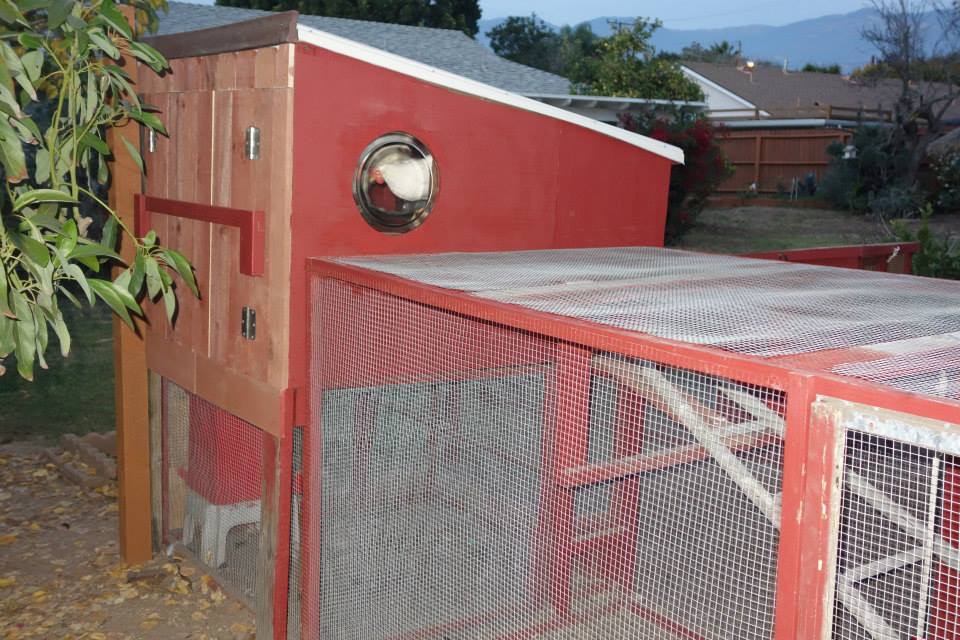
686, 61, 960, 120
157, 2, 571, 94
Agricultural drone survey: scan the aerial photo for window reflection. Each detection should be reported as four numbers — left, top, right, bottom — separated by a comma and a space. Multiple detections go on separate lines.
353, 134, 438, 233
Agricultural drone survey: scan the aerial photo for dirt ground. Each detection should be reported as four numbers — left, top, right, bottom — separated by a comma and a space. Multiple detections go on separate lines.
676, 206, 960, 254
0, 443, 256, 640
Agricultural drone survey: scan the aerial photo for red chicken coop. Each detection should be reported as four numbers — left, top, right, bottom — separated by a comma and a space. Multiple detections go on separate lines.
307, 248, 960, 640
135, 11, 682, 639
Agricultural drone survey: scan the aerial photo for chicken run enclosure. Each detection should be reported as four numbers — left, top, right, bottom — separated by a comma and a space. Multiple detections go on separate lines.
134, 10, 960, 640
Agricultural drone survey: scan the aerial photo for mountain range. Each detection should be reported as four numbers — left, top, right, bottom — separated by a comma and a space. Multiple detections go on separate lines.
478, 8, 942, 72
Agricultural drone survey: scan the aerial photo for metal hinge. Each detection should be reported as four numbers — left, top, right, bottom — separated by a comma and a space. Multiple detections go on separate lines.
241, 306, 257, 340
244, 126, 260, 160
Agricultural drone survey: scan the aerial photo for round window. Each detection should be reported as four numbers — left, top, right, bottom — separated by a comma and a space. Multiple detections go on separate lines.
352, 133, 439, 233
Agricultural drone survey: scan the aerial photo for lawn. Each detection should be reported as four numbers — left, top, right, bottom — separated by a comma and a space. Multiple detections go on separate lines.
677, 206, 960, 254
3, 206, 959, 443
0, 304, 115, 443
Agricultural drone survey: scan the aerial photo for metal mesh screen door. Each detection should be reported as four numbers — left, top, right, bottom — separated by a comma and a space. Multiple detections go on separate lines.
826, 399, 960, 640
159, 378, 273, 607
302, 277, 790, 639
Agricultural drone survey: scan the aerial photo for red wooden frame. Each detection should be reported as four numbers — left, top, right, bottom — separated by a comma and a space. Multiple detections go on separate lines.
303, 256, 960, 640
744, 242, 920, 273
134, 194, 266, 277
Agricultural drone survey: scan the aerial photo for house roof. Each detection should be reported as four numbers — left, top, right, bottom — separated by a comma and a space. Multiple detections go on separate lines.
683, 61, 960, 121
156, 2, 570, 95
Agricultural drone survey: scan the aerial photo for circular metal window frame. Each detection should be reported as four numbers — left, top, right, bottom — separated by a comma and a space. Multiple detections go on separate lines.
352, 132, 439, 234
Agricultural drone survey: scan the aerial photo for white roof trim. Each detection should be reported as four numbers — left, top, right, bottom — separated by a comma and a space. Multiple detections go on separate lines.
680, 65, 764, 112
296, 24, 684, 164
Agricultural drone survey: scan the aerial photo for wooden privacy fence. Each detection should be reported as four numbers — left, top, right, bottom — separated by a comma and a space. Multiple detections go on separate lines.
716, 128, 851, 194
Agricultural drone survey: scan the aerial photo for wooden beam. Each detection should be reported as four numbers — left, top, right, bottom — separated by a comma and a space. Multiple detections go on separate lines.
110, 5, 152, 565
143, 11, 299, 60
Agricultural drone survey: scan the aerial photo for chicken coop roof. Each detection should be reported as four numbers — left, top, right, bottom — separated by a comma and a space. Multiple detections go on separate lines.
145, 9, 684, 163
326, 247, 960, 402
155, 2, 570, 95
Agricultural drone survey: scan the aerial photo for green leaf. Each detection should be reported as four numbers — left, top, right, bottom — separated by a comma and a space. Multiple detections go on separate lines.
58, 218, 78, 255
10, 291, 35, 380
120, 134, 143, 174
89, 278, 134, 329
162, 285, 176, 324
85, 70, 97, 122
69, 242, 120, 262
97, 0, 132, 39
17, 33, 44, 49
144, 255, 161, 298
0, 117, 27, 182
88, 28, 119, 60
0, 315, 14, 358
21, 51, 42, 84
0, 41, 36, 102
46, 0, 74, 29
47, 308, 70, 357
161, 248, 198, 297
9, 232, 50, 267
12, 188, 75, 212
57, 285, 81, 309
128, 109, 167, 136
0, 0, 25, 26
0, 264, 9, 318
130, 252, 145, 295
34, 306, 48, 370
63, 263, 93, 304
34, 147, 49, 183
143, 230, 157, 248
80, 131, 109, 155
128, 41, 168, 73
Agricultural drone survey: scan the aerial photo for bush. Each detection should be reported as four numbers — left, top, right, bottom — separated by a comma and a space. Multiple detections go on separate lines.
892, 206, 960, 279
623, 115, 732, 243
819, 125, 920, 217
932, 149, 960, 212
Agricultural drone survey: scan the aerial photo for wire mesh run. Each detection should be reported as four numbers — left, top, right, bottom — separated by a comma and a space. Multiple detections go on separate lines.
160, 379, 269, 606
303, 277, 788, 639
833, 429, 960, 640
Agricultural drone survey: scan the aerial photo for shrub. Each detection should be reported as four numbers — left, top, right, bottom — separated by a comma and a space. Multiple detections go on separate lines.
931, 149, 960, 212
892, 205, 960, 279
819, 125, 921, 217
622, 116, 731, 243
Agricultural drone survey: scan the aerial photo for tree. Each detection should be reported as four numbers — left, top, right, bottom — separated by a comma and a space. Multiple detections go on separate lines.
215, 0, 482, 37
801, 62, 842, 74
0, 0, 196, 380
488, 14, 560, 72
577, 19, 704, 101
860, 0, 960, 184
676, 40, 741, 64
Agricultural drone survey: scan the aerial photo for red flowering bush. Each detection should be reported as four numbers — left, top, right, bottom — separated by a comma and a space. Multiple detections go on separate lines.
623, 115, 731, 243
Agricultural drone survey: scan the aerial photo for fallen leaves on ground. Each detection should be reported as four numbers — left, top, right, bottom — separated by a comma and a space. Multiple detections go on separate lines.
0, 443, 256, 639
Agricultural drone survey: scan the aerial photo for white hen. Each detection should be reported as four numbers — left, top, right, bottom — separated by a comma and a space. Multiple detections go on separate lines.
371, 150, 433, 202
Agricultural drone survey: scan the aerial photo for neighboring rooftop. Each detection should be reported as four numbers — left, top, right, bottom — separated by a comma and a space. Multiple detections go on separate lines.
684, 61, 960, 122
156, 1, 570, 94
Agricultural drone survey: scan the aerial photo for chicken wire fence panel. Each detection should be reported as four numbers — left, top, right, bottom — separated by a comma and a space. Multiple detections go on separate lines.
828, 400, 960, 640
159, 378, 271, 608
303, 276, 789, 640
335, 248, 960, 360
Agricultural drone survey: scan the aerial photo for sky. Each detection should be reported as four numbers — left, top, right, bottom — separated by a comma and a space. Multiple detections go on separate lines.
478, 0, 870, 28
178, 0, 872, 29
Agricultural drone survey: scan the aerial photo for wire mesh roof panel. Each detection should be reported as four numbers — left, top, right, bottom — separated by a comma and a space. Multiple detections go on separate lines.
335, 247, 960, 360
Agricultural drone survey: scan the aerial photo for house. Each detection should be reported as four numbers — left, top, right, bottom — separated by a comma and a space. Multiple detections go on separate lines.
682, 61, 960, 126
680, 61, 960, 193
156, 2, 702, 123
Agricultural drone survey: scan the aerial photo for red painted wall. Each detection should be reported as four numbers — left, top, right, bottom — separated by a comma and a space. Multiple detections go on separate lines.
288, 42, 673, 402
